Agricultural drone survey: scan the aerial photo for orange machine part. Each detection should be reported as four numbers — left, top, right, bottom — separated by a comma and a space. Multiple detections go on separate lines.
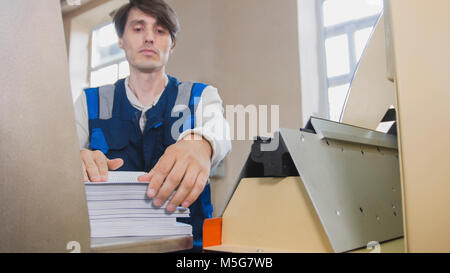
203, 217, 222, 247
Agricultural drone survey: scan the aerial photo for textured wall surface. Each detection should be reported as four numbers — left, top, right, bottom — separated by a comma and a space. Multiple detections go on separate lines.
0, 0, 90, 252
389, 0, 450, 252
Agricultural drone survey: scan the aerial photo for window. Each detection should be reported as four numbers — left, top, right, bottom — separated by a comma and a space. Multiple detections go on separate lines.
90, 22, 129, 87
319, 0, 383, 121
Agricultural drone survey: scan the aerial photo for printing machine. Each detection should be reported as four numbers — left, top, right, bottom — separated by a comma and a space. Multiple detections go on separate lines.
203, 0, 450, 253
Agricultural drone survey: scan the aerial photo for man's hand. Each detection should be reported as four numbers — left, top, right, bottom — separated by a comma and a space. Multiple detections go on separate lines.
80, 149, 124, 182
138, 134, 212, 212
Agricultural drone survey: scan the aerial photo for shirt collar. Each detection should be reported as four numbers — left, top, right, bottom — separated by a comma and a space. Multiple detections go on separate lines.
124, 76, 167, 112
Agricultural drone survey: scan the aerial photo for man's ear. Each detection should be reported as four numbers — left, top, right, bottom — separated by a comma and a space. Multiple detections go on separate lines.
118, 37, 124, 49
170, 40, 176, 54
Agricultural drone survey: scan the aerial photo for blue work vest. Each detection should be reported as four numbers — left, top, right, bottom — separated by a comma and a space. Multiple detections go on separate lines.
84, 75, 213, 246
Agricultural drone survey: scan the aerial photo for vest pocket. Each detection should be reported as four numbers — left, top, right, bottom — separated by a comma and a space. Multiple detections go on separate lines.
143, 120, 168, 170
93, 119, 131, 151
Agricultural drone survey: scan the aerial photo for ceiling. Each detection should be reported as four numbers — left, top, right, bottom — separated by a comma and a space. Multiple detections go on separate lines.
60, 0, 96, 15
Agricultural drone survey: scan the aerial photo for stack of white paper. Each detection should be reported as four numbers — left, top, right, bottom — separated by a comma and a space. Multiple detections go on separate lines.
85, 171, 192, 238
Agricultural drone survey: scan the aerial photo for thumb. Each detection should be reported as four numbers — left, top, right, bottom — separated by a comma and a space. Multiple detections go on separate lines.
107, 158, 124, 170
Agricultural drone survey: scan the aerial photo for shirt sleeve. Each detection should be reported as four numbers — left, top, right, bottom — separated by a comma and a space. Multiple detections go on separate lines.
73, 91, 90, 150
177, 85, 232, 170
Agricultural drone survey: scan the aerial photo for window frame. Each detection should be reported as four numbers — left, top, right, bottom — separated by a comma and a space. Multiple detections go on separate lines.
317, 0, 382, 121
89, 21, 128, 87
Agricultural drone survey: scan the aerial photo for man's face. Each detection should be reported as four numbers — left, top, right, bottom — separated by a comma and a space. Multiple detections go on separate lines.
119, 7, 174, 73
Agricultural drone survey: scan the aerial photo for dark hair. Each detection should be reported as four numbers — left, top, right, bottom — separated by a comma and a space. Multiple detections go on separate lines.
113, 0, 179, 43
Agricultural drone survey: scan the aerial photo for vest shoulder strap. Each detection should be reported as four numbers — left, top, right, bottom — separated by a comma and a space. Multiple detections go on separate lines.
175, 82, 209, 108
174, 82, 209, 130
174, 82, 194, 108
84, 84, 115, 120
189, 82, 208, 110
98, 84, 115, 120
84, 87, 99, 120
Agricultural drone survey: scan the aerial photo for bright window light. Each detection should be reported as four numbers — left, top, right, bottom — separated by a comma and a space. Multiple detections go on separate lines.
97, 23, 118, 47
118, 61, 130, 79
328, 84, 350, 121
325, 35, 350, 77
323, 0, 383, 27
355, 27, 373, 62
89, 22, 127, 87
91, 22, 125, 68
320, 0, 383, 121
91, 64, 118, 87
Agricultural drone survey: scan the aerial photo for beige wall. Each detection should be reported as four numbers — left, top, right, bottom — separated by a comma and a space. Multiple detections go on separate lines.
65, 0, 303, 217
389, 0, 450, 252
165, 0, 303, 216
0, 0, 90, 252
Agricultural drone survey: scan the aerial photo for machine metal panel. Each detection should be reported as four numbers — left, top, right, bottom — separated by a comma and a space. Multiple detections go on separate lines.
310, 117, 397, 149
280, 127, 403, 252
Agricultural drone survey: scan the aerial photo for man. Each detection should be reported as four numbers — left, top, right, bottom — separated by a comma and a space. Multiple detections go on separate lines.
73, 0, 231, 248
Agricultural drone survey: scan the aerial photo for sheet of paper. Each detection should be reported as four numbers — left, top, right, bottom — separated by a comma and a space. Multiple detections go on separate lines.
85, 171, 148, 184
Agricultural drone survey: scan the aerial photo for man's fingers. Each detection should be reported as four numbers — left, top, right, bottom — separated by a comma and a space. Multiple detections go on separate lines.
181, 172, 208, 208
139, 171, 156, 198
81, 161, 89, 182
152, 159, 188, 208
80, 151, 123, 182
140, 171, 155, 198
93, 151, 108, 181
166, 166, 200, 212
83, 154, 101, 182
138, 170, 153, 182
107, 158, 124, 171
146, 151, 176, 199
